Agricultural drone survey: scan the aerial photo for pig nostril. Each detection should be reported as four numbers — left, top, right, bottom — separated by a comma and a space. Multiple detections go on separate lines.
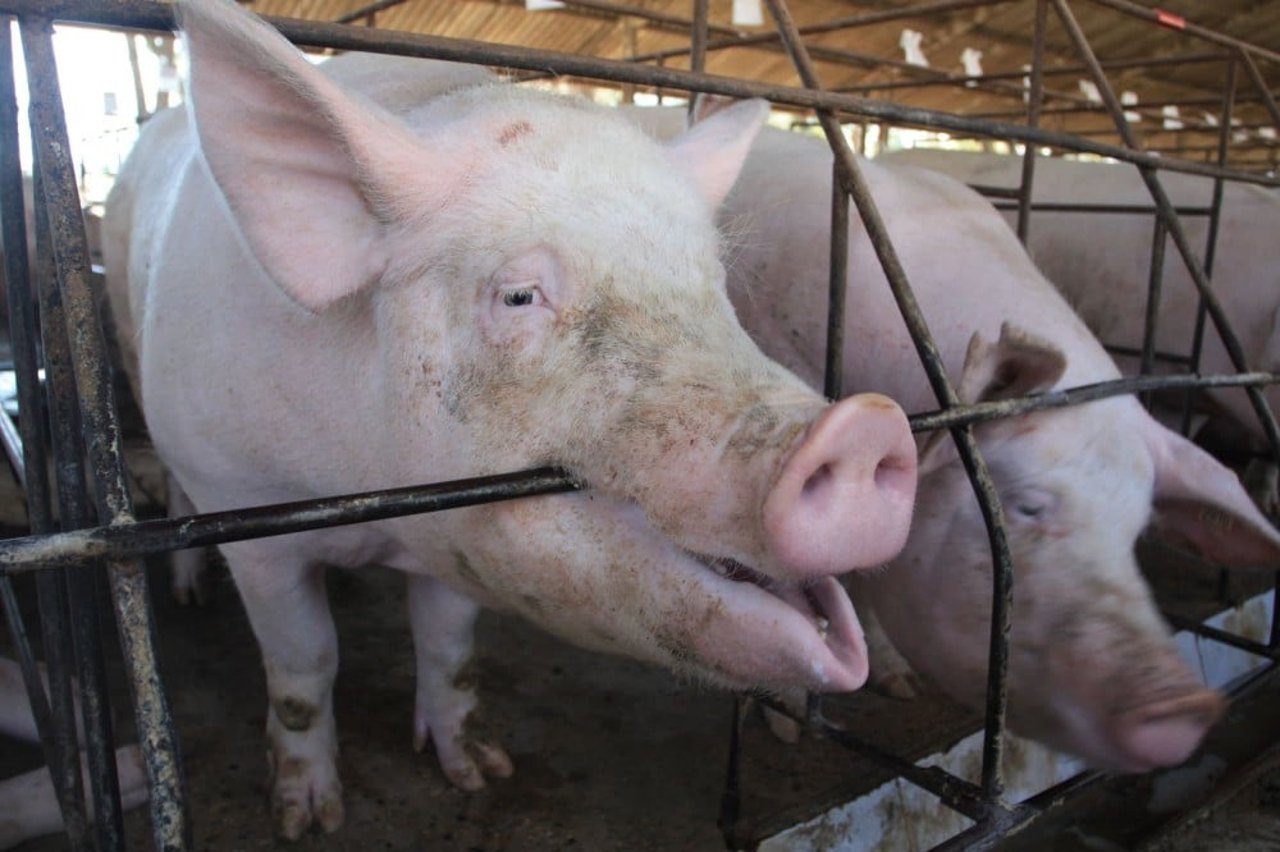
801, 462, 834, 502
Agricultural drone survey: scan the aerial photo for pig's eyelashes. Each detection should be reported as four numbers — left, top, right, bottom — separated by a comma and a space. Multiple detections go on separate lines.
498, 285, 545, 309
1007, 488, 1057, 522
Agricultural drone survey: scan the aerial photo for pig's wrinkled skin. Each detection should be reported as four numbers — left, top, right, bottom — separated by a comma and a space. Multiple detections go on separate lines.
630, 109, 1280, 773
886, 150, 1280, 508
103, 0, 918, 838
0, 658, 149, 849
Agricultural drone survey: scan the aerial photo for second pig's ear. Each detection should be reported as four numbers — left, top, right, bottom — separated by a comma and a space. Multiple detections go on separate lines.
1145, 420, 1280, 569
663, 98, 769, 210
918, 323, 1067, 475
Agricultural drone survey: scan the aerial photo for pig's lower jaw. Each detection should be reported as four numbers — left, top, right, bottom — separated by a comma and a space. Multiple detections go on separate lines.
687, 552, 868, 693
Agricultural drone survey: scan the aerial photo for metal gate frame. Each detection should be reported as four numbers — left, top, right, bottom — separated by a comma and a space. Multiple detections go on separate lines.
0, 1, 1276, 850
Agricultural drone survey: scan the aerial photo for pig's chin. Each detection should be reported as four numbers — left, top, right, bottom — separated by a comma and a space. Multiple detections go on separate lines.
685, 553, 869, 693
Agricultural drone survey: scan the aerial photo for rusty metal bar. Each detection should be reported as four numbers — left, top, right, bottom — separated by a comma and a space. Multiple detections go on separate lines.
834, 49, 1227, 94
1015, 0, 1047, 244
762, 0, 1017, 803
634, 0, 1021, 65
20, 15, 190, 849
28, 163, 92, 850
717, 696, 749, 849
0, 468, 580, 572
824, 158, 849, 402
32, 153, 126, 849
1138, 217, 1167, 406
1237, 48, 1280, 134
1182, 55, 1235, 437
687, 0, 706, 122
1164, 613, 1280, 661
334, 0, 409, 25
991, 201, 1214, 216
970, 93, 1273, 120
1050, 0, 1280, 470
0, 18, 84, 847
10, 0, 1279, 189
1080, 0, 1280, 66
0, 370, 1273, 575
908, 372, 1279, 440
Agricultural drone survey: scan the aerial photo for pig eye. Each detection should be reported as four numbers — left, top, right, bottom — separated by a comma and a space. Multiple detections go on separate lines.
1008, 488, 1056, 522
500, 286, 542, 308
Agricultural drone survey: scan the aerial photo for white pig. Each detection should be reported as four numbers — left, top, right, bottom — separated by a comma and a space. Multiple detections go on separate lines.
629, 109, 1280, 773
102, 0, 919, 840
0, 658, 149, 849
885, 149, 1280, 504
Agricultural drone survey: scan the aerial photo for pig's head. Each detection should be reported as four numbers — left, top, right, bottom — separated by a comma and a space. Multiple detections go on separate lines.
861, 323, 1280, 772
177, 0, 917, 692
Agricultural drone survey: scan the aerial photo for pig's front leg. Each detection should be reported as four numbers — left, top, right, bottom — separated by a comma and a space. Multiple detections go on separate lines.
168, 476, 208, 606
407, 575, 512, 790
229, 547, 342, 840
864, 606, 925, 700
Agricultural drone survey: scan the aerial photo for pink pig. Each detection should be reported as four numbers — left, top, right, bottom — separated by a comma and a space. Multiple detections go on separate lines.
630, 109, 1280, 773
102, 0, 918, 839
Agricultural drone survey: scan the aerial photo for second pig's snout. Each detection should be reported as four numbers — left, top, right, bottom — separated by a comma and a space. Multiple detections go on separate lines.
762, 392, 917, 577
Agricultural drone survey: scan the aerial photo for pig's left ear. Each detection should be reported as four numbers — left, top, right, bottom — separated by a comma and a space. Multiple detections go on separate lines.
1145, 421, 1280, 569
919, 323, 1066, 474
179, 0, 432, 311
663, 98, 769, 209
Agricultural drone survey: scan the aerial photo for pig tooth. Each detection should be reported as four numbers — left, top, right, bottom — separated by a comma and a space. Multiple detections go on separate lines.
816, 616, 830, 639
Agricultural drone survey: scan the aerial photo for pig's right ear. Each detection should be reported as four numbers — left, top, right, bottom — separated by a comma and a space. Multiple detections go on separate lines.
918, 323, 1066, 475
1144, 421, 1280, 569
663, 98, 769, 210
179, 0, 429, 311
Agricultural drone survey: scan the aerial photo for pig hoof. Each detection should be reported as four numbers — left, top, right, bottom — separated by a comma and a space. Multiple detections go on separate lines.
269, 754, 344, 840
763, 707, 802, 744
434, 737, 513, 791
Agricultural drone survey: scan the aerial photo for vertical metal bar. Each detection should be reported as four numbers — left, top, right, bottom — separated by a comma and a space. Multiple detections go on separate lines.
688, 0, 707, 122
21, 14, 126, 843
1182, 57, 1236, 437
0, 16, 67, 816
30, 155, 93, 852
1237, 48, 1280, 132
825, 158, 849, 402
1138, 217, 1166, 408
763, 0, 1015, 802
21, 16, 191, 850
1050, 0, 1280, 466
717, 696, 747, 849
1015, 0, 1047, 244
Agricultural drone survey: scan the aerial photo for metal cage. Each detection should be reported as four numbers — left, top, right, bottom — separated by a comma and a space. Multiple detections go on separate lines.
0, 0, 1277, 849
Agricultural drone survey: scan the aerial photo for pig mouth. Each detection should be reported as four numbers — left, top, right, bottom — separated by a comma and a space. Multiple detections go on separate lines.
689, 553, 869, 692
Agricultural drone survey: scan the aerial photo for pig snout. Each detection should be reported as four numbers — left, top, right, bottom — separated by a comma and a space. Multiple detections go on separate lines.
763, 392, 917, 576
1110, 687, 1225, 772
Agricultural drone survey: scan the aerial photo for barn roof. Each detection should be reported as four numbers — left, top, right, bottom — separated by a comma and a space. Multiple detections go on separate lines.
242, 0, 1279, 169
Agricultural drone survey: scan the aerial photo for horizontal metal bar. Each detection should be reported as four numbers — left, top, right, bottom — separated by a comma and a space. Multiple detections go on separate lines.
1103, 344, 1194, 366
908, 371, 1279, 434
1164, 613, 1280, 661
1081, 0, 1280, 66
755, 695, 1013, 823
10, 0, 1280, 188
0, 468, 581, 573
989, 201, 1214, 216
835, 50, 1227, 94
